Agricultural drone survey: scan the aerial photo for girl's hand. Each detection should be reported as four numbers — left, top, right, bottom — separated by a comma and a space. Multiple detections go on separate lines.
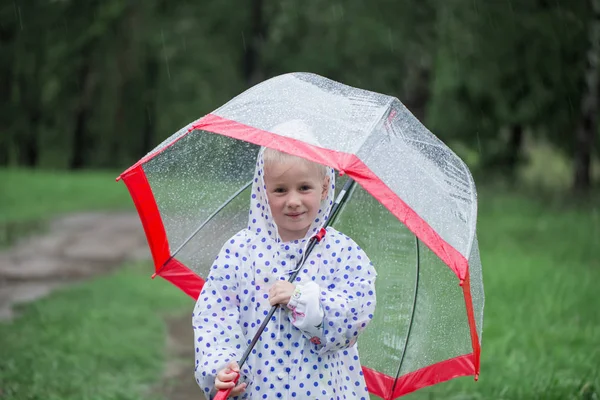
215, 361, 247, 397
269, 281, 296, 306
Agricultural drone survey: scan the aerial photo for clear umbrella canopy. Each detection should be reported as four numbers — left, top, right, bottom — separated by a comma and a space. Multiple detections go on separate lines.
118, 72, 484, 399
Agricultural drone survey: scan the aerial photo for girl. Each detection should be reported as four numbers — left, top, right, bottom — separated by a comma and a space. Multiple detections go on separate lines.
193, 146, 376, 399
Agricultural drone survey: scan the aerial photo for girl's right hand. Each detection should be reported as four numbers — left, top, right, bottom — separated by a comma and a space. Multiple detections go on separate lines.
215, 361, 247, 397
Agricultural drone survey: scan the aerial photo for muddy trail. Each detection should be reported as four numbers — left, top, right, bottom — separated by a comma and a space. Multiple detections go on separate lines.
0, 212, 203, 399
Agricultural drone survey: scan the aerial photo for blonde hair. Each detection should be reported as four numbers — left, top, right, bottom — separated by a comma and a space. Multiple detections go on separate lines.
263, 148, 328, 178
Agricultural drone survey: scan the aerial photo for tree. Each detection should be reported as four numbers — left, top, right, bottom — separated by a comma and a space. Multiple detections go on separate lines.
261, 0, 439, 121
5, 0, 57, 167
243, 0, 267, 86
574, 0, 600, 192
428, 0, 591, 178
0, 2, 17, 166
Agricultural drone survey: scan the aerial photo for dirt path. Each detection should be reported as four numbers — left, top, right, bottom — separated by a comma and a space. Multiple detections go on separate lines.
161, 313, 204, 400
0, 212, 203, 399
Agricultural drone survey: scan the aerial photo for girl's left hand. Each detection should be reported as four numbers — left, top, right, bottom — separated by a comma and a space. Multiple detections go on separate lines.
268, 281, 296, 306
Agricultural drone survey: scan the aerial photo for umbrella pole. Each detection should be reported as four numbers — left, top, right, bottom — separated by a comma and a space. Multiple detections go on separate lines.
214, 178, 356, 399
389, 236, 421, 397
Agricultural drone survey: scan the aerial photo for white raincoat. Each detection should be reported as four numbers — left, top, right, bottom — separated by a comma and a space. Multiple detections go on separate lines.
193, 148, 377, 399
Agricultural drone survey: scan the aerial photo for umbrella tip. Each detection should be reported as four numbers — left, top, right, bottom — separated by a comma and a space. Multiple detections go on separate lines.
459, 279, 465, 286
151, 272, 158, 279
474, 373, 479, 381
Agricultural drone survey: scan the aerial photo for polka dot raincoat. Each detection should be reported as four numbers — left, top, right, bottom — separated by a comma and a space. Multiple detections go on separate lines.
193, 148, 377, 399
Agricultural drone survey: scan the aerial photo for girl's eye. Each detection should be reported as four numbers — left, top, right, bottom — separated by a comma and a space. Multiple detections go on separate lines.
300, 185, 312, 191
274, 187, 286, 193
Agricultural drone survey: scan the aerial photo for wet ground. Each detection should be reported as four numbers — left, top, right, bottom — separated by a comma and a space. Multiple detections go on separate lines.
0, 212, 203, 399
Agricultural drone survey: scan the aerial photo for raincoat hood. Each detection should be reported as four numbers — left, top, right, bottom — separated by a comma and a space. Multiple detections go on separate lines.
249, 128, 336, 244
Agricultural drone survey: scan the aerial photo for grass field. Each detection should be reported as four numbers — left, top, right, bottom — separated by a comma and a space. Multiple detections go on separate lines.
0, 168, 132, 223
1, 168, 599, 399
0, 264, 192, 400
404, 188, 600, 399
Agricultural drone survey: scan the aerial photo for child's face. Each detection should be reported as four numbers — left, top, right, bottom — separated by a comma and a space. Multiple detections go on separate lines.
264, 159, 329, 242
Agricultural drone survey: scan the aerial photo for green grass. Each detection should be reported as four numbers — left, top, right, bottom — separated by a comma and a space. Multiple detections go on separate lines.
0, 264, 193, 400
403, 188, 600, 399
0, 168, 132, 223
1, 169, 599, 399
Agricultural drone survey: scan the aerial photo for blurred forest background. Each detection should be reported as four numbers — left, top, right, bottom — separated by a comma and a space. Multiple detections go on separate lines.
2, 0, 599, 192
1, 2, 600, 399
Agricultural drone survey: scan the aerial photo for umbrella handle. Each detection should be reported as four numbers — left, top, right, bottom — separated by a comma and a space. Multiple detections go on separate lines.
213, 373, 240, 400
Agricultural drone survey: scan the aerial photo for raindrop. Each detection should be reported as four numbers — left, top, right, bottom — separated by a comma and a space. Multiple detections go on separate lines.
14, 1, 23, 30
161, 29, 171, 80
331, 4, 343, 20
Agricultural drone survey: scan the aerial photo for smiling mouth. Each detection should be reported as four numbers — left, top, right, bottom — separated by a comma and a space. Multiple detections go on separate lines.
286, 212, 305, 217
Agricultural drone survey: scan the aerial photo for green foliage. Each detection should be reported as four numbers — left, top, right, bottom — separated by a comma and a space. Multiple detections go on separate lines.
2, 0, 248, 170
0, 264, 192, 400
428, 0, 592, 167
263, 0, 437, 108
3, 0, 597, 189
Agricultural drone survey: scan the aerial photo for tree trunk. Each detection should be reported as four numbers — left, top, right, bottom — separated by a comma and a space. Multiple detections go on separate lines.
16, 53, 41, 167
0, 20, 15, 167
507, 124, 524, 173
403, 66, 431, 123
243, 0, 266, 86
17, 106, 40, 166
141, 55, 159, 158
70, 59, 96, 169
0, 132, 8, 166
574, 0, 600, 192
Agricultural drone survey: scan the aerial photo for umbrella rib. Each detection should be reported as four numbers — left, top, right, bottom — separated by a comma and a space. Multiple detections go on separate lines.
159, 180, 253, 274
390, 236, 420, 397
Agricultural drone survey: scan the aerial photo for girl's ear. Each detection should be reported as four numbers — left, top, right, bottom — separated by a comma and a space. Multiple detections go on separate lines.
321, 176, 330, 200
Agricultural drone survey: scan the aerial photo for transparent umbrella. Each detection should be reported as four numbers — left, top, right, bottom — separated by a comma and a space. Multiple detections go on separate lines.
117, 72, 484, 399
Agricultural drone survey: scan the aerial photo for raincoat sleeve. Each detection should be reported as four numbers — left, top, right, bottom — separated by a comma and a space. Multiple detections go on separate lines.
192, 232, 252, 399
288, 234, 377, 354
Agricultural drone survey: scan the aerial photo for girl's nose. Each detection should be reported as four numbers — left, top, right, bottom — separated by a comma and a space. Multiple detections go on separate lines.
286, 192, 301, 207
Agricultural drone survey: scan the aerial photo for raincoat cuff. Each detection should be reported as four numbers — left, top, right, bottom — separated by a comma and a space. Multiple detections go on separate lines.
287, 282, 324, 338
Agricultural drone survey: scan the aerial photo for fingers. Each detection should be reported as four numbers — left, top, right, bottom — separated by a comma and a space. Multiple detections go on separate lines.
215, 361, 241, 389
268, 282, 294, 305
214, 378, 236, 390
268, 283, 281, 298
228, 360, 240, 373
268, 284, 279, 305
269, 293, 291, 306
269, 294, 283, 306
216, 368, 238, 382
230, 382, 248, 396
268, 289, 287, 305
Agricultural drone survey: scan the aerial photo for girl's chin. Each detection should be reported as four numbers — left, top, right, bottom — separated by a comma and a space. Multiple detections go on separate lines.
279, 227, 311, 242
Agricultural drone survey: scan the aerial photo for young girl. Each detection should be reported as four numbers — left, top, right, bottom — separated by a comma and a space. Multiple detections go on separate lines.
193, 146, 377, 399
